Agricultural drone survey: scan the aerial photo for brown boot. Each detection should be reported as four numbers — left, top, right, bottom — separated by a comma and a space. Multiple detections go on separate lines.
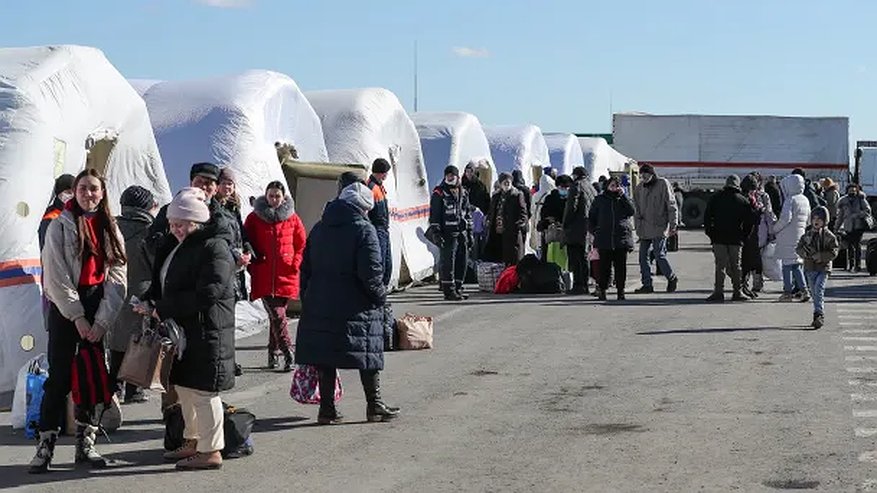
163, 439, 197, 462
176, 451, 222, 471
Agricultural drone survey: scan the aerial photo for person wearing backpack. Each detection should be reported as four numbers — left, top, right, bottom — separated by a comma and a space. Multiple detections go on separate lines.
30, 169, 128, 474
588, 176, 635, 301
244, 181, 307, 372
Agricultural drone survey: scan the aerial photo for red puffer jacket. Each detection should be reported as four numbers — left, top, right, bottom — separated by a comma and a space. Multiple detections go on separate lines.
244, 195, 307, 301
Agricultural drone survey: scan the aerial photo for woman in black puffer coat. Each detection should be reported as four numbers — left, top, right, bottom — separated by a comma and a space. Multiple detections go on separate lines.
295, 182, 400, 425
588, 177, 635, 301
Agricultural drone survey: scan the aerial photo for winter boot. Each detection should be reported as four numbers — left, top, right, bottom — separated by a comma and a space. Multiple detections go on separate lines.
164, 439, 198, 462
634, 285, 654, 294
176, 451, 223, 471
454, 282, 470, 300
442, 284, 463, 301
124, 385, 149, 404
267, 351, 279, 370
752, 273, 764, 293
731, 290, 748, 302
28, 431, 58, 474
812, 313, 825, 329
75, 424, 108, 469
281, 347, 294, 373
617, 289, 626, 301
597, 288, 607, 301
667, 276, 679, 293
706, 292, 725, 303
361, 371, 400, 422
317, 369, 343, 425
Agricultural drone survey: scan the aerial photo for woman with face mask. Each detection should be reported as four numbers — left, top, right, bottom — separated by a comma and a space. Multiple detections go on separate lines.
538, 175, 573, 269
485, 173, 528, 265
31, 169, 128, 473
836, 183, 874, 272
588, 177, 636, 301
244, 181, 307, 371
428, 166, 473, 301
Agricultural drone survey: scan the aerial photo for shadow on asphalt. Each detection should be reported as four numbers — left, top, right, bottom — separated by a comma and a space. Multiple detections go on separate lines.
253, 415, 310, 432
637, 326, 813, 336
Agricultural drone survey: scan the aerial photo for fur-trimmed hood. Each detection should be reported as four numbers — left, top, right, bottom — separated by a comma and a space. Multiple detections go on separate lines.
253, 195, 295, 223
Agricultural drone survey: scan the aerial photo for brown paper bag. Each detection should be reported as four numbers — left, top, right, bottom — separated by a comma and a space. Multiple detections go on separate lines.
118, 331, 174, 392
396, 314, 434, 350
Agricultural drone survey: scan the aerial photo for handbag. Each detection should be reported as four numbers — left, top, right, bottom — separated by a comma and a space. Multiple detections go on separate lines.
71, 341, 112, 407
396, 313, 434, 350
289, 365, 343, 405
544, 223, 564, 244
221, 403, 256, 459
118, 319, 174, 393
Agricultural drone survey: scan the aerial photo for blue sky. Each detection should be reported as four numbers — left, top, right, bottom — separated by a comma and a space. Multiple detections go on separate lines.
3, 0, 876, 142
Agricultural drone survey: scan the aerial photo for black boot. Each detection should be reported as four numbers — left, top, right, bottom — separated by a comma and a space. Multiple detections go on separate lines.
597, 287, 607, 301
361, 371, 400, 422
75, 424, 108, 469
28, 431, 58, 474
617, 289, 626, 301
442, 284, 463, 301
267, 351, 279, 370
812, 313, 825, 329
281, 347, 294, 373
454, 282, 469, 300
317, 369, 343, 425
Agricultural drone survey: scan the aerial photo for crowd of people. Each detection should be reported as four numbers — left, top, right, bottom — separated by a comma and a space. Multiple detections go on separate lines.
29, 160, 399, 473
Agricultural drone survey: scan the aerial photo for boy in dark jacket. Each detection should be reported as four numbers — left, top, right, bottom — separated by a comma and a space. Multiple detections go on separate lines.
703, 175, 756, 302
796, 207, 839, 329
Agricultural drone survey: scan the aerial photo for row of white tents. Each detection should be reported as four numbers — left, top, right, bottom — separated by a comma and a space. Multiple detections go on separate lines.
0, 45, 633, 396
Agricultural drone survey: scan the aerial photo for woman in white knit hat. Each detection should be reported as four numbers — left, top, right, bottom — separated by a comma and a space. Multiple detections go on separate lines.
137, 187, 236, 470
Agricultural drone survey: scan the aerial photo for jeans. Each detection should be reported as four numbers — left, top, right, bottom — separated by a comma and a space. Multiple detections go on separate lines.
712, 244, 742, 293
782, 264, 807, 294
598, 249, 628, 292
375, 227, 392, 286
263, 296, 292, 353
805, 270, 827, 315
639, 238, 675, 288
567, 245, 589, 291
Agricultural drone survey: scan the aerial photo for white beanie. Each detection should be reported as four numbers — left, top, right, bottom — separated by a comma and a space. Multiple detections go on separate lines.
167, 187, 210, 223
339, 182, 374, 213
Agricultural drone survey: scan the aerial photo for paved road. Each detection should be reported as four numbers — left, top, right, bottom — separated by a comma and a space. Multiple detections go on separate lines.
2, 231, 876, 492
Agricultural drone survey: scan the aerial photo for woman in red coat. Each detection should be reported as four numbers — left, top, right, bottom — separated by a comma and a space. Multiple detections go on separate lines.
244, 181, 306, 372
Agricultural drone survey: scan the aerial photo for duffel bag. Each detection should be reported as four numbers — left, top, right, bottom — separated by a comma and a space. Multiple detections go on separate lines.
517, 255, 563, 294
476, 261, 505, 292
222, 403, 255, 459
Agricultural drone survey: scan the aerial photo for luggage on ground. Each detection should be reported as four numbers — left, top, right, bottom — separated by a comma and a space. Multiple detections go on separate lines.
221, 403, 256, 459
495, 266, 519, 294
761, 242, 783, 281
396, 313, 434, 350
11, 353, 47, 431
516, 254, 563, 294
476, 261, 505, 292
290, 365, 343, 405
163, 404, 185, 451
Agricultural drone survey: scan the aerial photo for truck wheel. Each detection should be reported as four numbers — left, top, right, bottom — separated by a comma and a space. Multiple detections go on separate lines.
682, 196, 707, 228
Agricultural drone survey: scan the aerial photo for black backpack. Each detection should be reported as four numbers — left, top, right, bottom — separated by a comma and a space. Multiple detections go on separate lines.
516, 254, 563, 294
163, 402, 255, 459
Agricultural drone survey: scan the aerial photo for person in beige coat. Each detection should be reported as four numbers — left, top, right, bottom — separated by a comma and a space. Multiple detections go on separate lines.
30, 169, 127, 474
633, 164, 679, 294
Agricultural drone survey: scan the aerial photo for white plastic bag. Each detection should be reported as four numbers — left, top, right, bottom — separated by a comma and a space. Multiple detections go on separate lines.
11, 353, 48, 430
761, 242, 783, 282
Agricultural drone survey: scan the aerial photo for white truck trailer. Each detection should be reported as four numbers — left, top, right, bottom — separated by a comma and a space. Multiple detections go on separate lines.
855, 141, 877, 215
613, 114, 850, 227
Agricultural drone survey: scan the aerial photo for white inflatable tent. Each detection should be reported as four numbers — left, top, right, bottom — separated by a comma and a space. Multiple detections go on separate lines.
544, 133, 585, 176
578, 137, 633, 181
137, 70, 328, 335
484, 125, 550, 187
136, 70, 329, 210
0, 45, 172, 398
306, 88, 434, 287
411, 112, 497, 191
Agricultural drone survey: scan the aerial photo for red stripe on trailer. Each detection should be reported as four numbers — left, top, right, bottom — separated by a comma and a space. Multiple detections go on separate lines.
646, 161, 848, 170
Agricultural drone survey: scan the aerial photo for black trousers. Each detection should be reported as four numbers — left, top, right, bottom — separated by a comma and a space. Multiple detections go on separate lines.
598, 249, 628, 292
318, 367, 379, 409
440, 233, 468, 288
847, 230, 865, 268
567, 245, 589, 290
40, 286, 103, 431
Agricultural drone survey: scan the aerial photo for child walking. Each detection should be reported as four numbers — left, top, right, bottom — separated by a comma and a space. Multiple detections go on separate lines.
795, 207, 839, 329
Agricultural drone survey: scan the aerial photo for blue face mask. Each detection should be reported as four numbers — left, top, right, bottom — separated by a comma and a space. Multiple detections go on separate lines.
558, 188, 569, 198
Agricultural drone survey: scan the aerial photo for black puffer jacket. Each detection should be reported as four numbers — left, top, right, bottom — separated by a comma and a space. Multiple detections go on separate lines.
703, 186, 756, 246
588, 190, 636, 251
295, 199, 386, 370
563, 178, 597, 246
148, 227, 236, 393
108, 206, 155, 353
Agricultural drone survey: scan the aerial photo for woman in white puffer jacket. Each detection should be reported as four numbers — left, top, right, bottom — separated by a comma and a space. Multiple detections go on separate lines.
772, 174, 811, 301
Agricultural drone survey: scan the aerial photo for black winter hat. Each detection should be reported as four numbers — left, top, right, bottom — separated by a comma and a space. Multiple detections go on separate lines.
190, 162, 220, 182
639, 163, 656, 175
53, 174, 75, 196
372, 158, 391, 174
444, 165, 460, 177
572, 166, 588, 180
120, 185, 155, 210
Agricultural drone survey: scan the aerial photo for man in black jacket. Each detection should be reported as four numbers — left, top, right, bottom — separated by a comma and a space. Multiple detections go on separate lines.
462, 161, 490, 216
429, 165, 473, 301
367, 158, 393, 287
563, 167, 598, 295
703, 175, 756, 302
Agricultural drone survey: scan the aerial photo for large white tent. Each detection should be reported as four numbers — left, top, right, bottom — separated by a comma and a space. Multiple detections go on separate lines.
411, 111, 497, 189
544, 133, 585, 176
136, 70, 329, 211
484, 125, 550, 187
0, 45, 172, 397
306, 88, 434, 287
578, 137, 633, 180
